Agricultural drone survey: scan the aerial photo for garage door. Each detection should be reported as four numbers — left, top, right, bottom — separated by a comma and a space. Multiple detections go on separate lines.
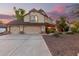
24, 26, 41, 34
10, 26, 20, 34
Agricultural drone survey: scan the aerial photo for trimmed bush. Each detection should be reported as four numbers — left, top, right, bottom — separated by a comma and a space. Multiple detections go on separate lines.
46, 28, 56, 34
71, 27, 77, 33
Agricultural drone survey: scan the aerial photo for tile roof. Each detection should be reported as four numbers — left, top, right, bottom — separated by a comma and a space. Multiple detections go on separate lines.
25, 8, 49, 17
0, 24, 7, 28
7, 20, 47, 26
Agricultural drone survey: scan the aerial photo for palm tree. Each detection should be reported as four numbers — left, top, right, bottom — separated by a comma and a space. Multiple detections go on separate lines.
13, 7, 26, 20
13, 7, 26, 34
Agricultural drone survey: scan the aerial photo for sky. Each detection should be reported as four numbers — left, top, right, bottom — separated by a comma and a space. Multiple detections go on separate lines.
0, 3, 74, 15
0, 3, 78, 24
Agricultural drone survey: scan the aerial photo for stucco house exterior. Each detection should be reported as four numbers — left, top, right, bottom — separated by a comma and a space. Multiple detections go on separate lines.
6, 8, 53, 34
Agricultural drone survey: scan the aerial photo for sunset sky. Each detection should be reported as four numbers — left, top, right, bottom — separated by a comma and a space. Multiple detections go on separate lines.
0, 3, 78, 24
0, 3, 74, 15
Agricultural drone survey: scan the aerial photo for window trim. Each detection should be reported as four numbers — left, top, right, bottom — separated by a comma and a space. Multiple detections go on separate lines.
30, 15, 38, 23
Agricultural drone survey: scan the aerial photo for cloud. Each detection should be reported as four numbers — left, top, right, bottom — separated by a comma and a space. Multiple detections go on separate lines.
52, 5, 65, 13
47, 5, 66, 20
47, 4, 77, 21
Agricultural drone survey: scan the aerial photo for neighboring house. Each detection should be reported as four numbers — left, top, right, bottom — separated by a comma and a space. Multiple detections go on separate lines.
6, 8, 53, 34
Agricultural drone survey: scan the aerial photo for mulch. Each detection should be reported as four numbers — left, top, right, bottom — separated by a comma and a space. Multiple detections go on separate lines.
43, 34, 79, 56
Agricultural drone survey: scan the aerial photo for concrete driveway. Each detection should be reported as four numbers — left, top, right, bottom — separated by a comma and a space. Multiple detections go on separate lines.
0, 34, 51, 56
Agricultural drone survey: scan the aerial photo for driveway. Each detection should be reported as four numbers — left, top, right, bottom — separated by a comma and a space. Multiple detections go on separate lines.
0, 34, 51, 56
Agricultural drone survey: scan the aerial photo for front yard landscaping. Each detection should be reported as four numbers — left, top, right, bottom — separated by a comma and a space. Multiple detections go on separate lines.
43, 33, 79, 56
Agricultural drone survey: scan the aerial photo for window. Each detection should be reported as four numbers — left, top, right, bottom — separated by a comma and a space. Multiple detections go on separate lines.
35, 15, 38, 22
30, 15, 38, 23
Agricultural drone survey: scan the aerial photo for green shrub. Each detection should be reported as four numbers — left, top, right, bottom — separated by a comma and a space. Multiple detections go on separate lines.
47, 28, 56, 34
76, 28, 79, 33
71, 28, 79, 33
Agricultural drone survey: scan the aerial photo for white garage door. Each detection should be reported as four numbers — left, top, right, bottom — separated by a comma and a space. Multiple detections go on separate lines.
24, 26, 41, 34
10, 26, 20, 34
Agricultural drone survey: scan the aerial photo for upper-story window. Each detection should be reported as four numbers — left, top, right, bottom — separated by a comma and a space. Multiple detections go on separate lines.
30, 15, 38, 23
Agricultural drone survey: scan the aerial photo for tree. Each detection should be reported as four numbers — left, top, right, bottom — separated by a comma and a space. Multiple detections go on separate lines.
13, 7, 26, 20
56, 16, 69, 32
71, 20, 79, 32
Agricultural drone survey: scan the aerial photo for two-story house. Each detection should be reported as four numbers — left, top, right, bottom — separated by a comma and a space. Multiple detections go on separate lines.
7, 8, 53, 34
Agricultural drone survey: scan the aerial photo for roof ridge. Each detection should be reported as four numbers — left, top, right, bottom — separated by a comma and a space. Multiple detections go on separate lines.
25, 8, 49, 18
29, 8, 38, 12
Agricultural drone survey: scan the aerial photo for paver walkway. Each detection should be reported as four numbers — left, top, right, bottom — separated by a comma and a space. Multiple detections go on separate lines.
0, 34, 51, 56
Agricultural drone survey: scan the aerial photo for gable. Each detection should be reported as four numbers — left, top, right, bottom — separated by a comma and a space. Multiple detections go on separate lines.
23, 8, 53, 24
24, 11, 45, 23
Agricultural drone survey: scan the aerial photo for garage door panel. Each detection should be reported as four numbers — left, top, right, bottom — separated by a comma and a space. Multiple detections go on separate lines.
10, 26, 20, 34
24, 26, 41, 34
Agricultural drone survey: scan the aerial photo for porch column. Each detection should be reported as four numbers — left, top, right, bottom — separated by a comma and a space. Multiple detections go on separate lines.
7, 26, 10, 32
6, 26, 11, 34
19, 25, 24, 34
41, 25, 45, 33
